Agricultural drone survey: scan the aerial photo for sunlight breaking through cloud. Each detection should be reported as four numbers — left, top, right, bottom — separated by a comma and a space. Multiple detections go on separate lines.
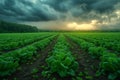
0, 0, 120, 30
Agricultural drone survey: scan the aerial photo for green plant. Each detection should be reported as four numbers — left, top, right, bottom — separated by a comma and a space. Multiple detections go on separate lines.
88, 47, 106, 58
0, 57, 19, 76
85, 76, 93, 80
76, 77, 83, 80
46, 53, 79, 77
31, 68, 39, 74
45, 35, 79, 77
0, 34, 56, 77
32, 75, 39, 79
78, 72, 84, 77
99, 53, 120, 80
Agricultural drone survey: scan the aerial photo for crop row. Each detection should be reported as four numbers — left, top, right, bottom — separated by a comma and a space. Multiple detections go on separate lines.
0, 35, 57, 77
67, 35, 120, 80
0, 33, 53, 52
42, 35, 79, 79
71, 33, 120, 53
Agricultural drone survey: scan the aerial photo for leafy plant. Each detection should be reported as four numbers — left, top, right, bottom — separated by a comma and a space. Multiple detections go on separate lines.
46, 53, 78, 77
31, 68, 39, 74
0, 56, 19, 76
88, 47, 106, 58
99, 53, 120, 80
0, 34, 56, 77
45, 35, 79, 77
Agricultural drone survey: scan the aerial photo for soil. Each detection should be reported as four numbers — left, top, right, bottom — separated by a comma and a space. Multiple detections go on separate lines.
1, 35, 113, 80
1, 36, 58, 80
65, 35, 108, 80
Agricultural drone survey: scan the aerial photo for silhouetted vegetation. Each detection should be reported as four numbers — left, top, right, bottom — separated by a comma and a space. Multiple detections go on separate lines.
0, 21, 38, 33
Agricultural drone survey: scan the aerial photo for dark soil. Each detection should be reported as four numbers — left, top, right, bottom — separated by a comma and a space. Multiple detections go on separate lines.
1, 36, 58, 80
1, 35, 110, 80
65, 35, 108, 80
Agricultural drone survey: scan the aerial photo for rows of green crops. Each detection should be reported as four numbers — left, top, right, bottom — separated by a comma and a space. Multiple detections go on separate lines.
0, 33, 54, 53
66, 32, 120, 80
0, 33, 57, 76
68, 33, 120, 53
42, 35, 79, 78
0, 32, 120, 80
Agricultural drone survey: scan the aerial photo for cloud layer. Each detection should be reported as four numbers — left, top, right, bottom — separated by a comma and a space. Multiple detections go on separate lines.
0, 0, 120, 30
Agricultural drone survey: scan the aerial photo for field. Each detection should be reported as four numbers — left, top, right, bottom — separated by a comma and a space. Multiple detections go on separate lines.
0, 32, 120, 80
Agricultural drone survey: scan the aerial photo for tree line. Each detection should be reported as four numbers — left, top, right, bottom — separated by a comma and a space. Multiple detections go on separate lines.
0, 21, 39, 33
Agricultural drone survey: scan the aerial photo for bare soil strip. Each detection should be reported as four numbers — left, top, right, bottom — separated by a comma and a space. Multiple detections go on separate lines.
65, 35, 107, 80
2, 36, 58, 80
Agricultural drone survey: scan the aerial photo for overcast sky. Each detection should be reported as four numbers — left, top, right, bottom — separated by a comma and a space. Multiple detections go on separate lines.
0, 0, 120, 30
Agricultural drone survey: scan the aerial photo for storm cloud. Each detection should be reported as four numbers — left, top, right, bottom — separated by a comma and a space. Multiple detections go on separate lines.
0, 0, 120, 30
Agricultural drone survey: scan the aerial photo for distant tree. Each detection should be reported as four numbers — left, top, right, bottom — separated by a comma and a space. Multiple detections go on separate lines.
0, 20, 39, 33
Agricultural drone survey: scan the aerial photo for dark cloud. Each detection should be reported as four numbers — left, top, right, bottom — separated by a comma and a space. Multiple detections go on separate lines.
0, 0, 119, 22
91, 0, 119, 12
0, 0, 120, 30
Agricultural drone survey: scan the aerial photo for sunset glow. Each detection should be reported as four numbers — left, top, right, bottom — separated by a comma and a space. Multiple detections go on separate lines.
67, 20, 97, 30
0, 0, 120, 30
